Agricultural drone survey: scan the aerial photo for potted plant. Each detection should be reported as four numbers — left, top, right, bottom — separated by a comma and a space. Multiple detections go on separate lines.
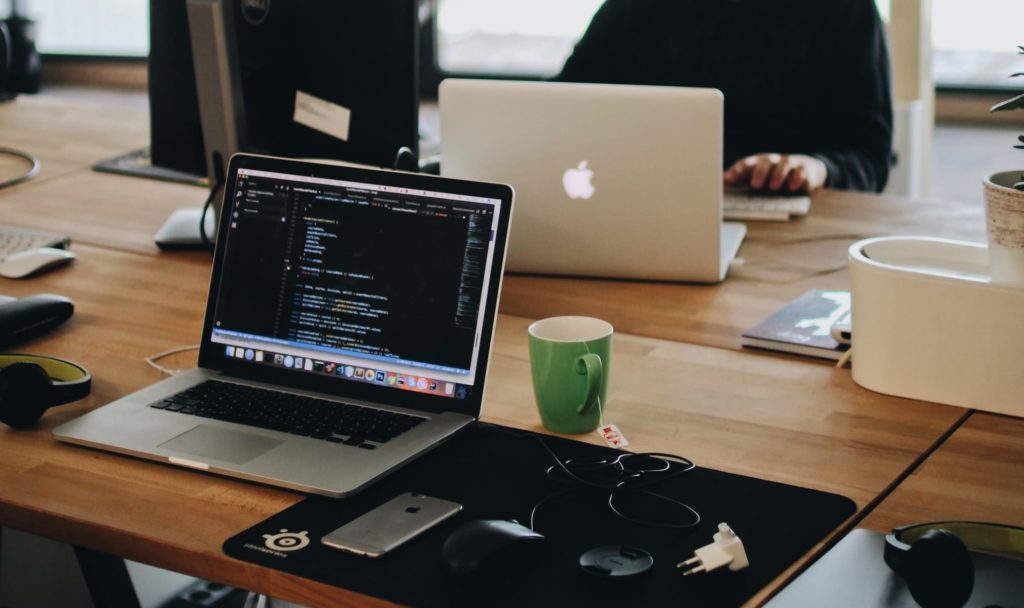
984, 45, 1024, 287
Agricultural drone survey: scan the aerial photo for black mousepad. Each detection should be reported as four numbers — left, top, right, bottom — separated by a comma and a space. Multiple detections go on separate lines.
223, 422, 856, 607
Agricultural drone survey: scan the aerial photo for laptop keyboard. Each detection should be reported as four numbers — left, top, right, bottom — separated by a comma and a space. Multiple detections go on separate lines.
149, 380, 426, 449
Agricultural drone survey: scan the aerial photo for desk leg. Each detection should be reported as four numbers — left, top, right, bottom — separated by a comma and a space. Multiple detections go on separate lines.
73, 546, 142, 608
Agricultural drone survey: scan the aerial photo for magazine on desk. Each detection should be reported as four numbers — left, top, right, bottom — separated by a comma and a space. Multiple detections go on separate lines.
741, 289, 851, 361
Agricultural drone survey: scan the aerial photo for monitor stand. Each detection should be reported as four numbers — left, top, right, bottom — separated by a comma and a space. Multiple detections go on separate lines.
93, 147, 206, 187
152, 0, 240, 251
154, 207, 217, 250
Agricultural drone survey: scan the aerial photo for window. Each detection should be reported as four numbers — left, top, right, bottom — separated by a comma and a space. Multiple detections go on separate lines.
435, 0, 603, 77
434, 0, 894, 79
932, 0, 1024, 90
20, 0, 1020, 93
16, 0, 147, 57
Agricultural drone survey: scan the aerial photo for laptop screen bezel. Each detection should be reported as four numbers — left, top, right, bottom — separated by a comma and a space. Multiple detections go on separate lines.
197, 153, 514, 417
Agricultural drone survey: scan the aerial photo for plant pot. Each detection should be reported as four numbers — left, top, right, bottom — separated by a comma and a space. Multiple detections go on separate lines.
982, 171, 1024, 288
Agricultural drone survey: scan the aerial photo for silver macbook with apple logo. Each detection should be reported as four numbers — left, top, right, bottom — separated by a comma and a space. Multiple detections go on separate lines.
440, 79, 745, 283
54, 153, 514, 498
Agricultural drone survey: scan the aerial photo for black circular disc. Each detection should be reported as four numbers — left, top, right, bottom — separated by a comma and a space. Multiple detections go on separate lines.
579, 545, 654, 577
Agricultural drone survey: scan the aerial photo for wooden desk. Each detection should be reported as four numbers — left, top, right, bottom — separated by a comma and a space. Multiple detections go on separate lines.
499, 188, 988, 350
0, 90, 148, 183
0, 243, 964, 606
860, 412, 1024, 533
0, 93, 989, 350
0, 90, 1014, 607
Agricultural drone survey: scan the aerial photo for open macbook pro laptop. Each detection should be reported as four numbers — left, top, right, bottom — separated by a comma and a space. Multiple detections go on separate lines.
440, 79, 745, 283
54, 153, 514, 498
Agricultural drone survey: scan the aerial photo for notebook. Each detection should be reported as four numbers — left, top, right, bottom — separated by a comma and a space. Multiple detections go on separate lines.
54, 153, 514, 498
439, 79, 745, 283
741, 290, 851, 361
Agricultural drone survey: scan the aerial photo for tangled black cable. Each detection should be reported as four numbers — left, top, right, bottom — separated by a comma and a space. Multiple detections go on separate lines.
198, 180, 226, 254
491, 427, 701, 532
199, 153, 230, 253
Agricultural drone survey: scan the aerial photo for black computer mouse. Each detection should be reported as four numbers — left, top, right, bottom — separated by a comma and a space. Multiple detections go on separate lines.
441, 519, 546, 581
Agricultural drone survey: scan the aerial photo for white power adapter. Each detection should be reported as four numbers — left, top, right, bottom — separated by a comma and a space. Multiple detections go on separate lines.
677, 522, 749, 576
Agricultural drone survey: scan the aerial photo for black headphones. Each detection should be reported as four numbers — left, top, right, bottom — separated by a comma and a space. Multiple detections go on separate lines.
884, 521, 1024, 608
0, 20, 12, 98
0, 4, 41, 101
0, 354, 91, 428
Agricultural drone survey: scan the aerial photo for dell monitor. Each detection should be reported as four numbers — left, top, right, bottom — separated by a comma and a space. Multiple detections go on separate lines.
149, 0, 420, 178
149, 0, 420, 247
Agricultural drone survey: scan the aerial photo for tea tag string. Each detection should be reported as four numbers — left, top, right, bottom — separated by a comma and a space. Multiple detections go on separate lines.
582, 340, 629, 449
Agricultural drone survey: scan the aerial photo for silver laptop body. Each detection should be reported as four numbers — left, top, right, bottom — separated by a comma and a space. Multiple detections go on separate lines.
764, 529, 1024, 607
440, 79, 745, 283
54, 154, 514, 498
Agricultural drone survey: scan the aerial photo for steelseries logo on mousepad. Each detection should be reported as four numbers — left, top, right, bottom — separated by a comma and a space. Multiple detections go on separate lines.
243, 528, 312, 559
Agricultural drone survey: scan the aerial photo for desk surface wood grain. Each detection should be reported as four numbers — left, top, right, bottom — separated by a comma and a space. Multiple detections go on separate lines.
0, 243, 965, 607
500, 187, 987, 350
860, 412, 1024, 532
0, 91, 149, 183
0, 92, 990, 352
0, 90, 1014, 608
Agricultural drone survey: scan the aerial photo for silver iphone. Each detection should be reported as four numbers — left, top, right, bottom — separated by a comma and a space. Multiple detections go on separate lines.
321, 492, 463, 557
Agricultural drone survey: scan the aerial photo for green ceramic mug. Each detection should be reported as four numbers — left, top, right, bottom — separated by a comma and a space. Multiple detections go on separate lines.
527, 316, 613, 434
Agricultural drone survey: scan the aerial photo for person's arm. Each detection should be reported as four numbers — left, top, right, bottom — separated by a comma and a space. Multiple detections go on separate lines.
808, 0, 893, 192
725, 0, 893, 194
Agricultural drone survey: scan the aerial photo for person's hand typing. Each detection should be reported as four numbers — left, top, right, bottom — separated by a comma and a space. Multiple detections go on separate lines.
723, 153, 827, 193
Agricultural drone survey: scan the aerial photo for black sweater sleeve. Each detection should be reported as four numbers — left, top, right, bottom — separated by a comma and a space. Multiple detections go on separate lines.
808, 0, 893, 192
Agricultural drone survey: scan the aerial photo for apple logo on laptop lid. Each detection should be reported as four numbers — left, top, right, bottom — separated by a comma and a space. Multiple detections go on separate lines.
563, 161, 595, 200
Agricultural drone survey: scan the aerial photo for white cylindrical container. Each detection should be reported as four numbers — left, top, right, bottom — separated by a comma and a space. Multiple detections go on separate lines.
849, 236, 1024, 416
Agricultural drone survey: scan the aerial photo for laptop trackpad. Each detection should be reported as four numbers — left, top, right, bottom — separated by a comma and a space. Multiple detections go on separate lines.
159, 425, 284, 465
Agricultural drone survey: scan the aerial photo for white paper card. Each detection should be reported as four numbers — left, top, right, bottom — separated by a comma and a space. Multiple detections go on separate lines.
293, 90, 351, 142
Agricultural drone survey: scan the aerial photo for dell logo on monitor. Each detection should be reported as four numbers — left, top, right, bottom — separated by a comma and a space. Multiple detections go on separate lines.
241, 0, 271, 25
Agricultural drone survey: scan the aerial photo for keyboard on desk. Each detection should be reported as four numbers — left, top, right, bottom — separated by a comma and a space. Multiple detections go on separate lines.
149, 380, 425, 450
723, 192, 812, 222
0, 226, 70, 260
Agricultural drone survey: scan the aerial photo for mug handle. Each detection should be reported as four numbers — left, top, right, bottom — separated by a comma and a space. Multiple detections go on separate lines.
574, 353, 603, 415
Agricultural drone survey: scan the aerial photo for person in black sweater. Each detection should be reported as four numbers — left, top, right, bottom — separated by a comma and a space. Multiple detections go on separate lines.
557, 0, 893, 193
